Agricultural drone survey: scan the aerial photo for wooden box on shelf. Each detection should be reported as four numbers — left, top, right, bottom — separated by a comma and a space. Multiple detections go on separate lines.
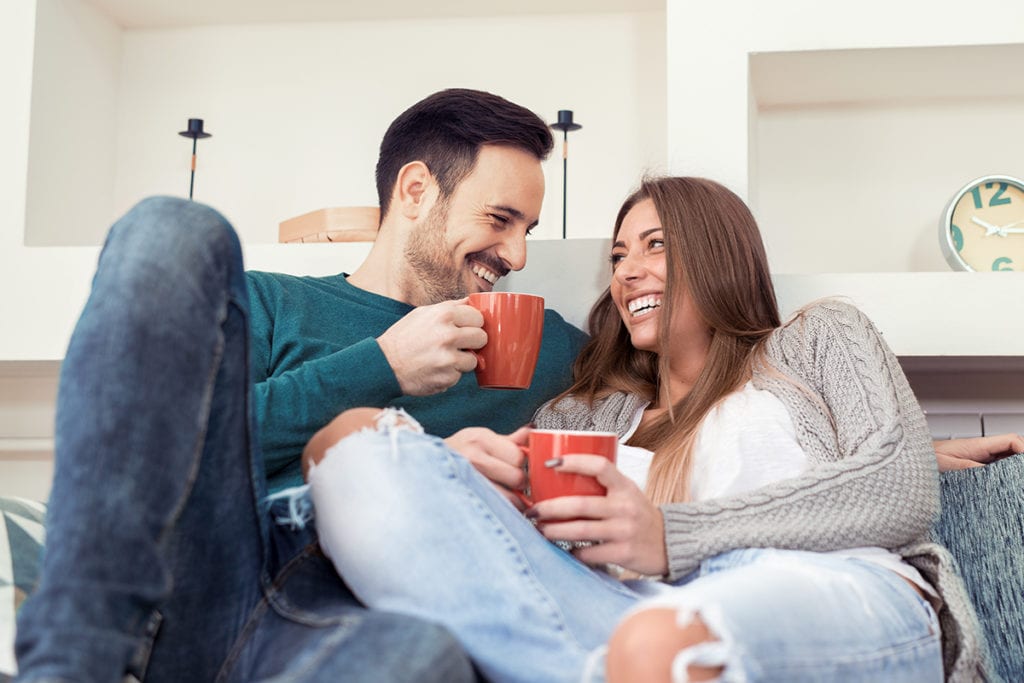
278, 207, 380, 243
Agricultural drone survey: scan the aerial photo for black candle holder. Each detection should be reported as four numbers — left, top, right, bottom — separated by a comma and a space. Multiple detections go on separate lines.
178, 118, 212, 201
549, 110, 582, 239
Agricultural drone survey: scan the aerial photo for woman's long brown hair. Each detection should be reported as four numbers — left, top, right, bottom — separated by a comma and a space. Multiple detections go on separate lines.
560, 177, 782, 504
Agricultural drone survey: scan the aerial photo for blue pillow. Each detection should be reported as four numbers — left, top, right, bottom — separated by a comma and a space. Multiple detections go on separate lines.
934, 456, 1024, 682
0, 497, 47, 680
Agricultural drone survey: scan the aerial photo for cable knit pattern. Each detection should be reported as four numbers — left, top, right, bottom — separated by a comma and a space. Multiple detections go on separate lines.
534, 301, 988, 682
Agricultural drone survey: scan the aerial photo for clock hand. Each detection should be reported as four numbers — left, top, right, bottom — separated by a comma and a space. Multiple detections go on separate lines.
999, 227, 1024, 235
998, 219, 1024, 231
971, 216, 1005, 236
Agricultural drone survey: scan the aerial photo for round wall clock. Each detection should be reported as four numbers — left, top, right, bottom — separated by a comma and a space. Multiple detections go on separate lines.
940, 175, 1024, 271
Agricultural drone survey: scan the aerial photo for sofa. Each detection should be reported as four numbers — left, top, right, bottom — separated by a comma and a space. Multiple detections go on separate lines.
3, 458, 1023, 681
2, 238, 1022, 680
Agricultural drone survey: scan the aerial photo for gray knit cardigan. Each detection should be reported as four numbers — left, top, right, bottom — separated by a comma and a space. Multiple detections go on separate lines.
534, 301, 988, 682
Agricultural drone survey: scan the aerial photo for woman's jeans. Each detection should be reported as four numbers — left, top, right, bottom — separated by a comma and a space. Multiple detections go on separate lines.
311, 415, 944, 683
13, 198, 475, 682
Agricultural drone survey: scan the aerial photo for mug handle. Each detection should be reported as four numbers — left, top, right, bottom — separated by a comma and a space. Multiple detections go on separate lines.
513, 444, 531, 507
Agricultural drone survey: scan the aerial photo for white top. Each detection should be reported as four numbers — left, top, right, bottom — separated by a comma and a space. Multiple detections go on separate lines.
618, 381, 936, 597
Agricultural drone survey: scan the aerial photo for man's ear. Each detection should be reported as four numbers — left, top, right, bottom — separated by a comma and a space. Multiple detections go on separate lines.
393, 161, 436, 221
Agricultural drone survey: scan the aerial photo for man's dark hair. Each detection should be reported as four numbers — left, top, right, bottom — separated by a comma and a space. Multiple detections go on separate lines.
375, 89, 554, 218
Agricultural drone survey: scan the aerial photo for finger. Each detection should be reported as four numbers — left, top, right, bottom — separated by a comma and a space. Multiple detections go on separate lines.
531, 494, 609, 522
476, 457, 527, 490
454, 327, 488, 352
452, 303, 485, 328
572, 541, 628, 567
494, 485, 529, 511
454, 346, 486, 373
478, 431, 528, 468
506, 424, 533, 447
546, 454, 622, 487
994, 433, 1024, 454
538, 518, 610, 542
937, 453, 983, 472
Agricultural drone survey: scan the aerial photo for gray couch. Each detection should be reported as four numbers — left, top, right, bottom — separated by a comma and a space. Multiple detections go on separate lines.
3, 456, 1023, 681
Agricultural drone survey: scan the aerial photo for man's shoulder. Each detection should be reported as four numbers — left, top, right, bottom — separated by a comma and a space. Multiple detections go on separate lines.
245, 269, 344, 288
245, 270, 351, 300
542, 308, 587, 341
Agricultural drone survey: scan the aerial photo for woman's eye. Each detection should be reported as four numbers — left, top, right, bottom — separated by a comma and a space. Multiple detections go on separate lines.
609, 253, 625, 267
649, 238, 664, 249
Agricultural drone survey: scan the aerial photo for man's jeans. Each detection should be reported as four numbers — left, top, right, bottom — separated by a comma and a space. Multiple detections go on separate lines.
14, 197, 475, 682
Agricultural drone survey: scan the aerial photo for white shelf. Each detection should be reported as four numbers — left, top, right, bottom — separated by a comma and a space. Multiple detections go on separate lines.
773, 272, 1024, 356
4, 240, 1024, 366
506, 240, 1024, 358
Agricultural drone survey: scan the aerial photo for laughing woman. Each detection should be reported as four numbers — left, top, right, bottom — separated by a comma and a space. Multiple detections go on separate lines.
301, 177, 986, 683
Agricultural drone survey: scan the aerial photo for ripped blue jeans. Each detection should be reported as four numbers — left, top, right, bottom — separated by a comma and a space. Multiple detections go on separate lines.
14, 199, 474, 683
297, 409, 943, 683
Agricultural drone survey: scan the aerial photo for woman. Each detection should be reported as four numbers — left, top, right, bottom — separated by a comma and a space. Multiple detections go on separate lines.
301, 177, 986, 682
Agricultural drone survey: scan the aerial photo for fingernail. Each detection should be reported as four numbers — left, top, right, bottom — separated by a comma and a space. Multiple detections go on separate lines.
544, 457, 563, 468
524, 507, 539, 519
527, 422, 537, 429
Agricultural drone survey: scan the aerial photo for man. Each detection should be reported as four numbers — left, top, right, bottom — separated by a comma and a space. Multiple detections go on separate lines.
249, 89, 585, 495
15, 89, 586, 682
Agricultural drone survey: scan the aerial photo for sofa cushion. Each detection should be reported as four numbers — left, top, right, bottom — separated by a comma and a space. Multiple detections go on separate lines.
934, 455, 1024, 682
0, 496, 46, 680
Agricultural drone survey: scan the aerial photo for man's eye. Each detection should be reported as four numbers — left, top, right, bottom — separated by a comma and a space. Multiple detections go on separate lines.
491, 214, 510, 225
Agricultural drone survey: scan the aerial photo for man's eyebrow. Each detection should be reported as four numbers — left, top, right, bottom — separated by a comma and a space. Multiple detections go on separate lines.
487, 204, 538, 229
613, 227, 663, 248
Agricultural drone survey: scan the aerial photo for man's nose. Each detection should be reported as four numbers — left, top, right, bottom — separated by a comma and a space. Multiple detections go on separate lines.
498, 231, 528, 272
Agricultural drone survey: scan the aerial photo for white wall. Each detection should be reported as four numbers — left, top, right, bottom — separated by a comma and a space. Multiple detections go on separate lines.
756, 96, 1024, 273
25, 6, 667, 246
665, 0, 1024, 205
25, 0, 122, 247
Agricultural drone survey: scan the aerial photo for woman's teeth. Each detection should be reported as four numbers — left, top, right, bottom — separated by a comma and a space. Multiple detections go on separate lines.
628, 295, 661, 317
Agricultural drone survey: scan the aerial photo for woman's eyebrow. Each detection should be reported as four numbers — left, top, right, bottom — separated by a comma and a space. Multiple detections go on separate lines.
613, 228, 663, 248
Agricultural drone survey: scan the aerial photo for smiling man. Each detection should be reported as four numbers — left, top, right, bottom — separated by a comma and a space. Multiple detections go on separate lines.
16, 89, 586, 682
247, 89, 586, 492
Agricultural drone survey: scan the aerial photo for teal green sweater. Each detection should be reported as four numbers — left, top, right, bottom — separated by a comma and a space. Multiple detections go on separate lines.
246, 271, 588, 493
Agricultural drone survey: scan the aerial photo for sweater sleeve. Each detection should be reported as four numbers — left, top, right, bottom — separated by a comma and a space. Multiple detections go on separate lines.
247, 275, 403, 481
660, 301, 940, 580
252, 340, 402, 479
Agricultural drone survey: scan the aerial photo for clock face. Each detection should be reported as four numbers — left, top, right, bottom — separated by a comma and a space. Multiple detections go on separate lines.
942, 176, 1024, 271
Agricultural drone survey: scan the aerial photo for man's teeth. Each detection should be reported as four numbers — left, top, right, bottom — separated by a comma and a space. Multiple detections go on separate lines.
628, 296, 662, 317
472, 264, 498, 284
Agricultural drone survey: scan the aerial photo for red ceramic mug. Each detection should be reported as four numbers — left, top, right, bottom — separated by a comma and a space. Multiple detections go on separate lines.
525, 429, 619, 503
467, 292, 545, 390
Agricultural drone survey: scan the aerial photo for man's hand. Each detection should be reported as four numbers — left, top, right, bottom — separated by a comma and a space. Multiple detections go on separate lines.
445, 425, 530, 509
377, 299, 486, 396
934, 434, 1024, 472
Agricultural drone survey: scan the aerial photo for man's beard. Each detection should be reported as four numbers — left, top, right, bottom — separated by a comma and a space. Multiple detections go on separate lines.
403, 200, 467, 305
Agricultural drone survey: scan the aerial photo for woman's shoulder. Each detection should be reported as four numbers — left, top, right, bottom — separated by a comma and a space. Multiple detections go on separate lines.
772, 299, 882, 348
533, 391, 645, 436
782, 298, 872, 328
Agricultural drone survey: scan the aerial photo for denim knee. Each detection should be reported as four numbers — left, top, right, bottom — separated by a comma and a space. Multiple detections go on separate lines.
314, 410, 453, 489
100, 196, 246, 311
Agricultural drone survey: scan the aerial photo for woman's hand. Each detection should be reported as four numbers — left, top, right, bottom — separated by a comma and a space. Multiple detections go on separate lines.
445, 426, 531, 509
934, 433, 1024, 471
527, 455, 668, 577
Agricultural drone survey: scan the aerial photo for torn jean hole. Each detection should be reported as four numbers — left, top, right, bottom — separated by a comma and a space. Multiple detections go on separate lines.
266, 408, 425, 529
265, 484, 314, 530
667, 604, 741, 683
